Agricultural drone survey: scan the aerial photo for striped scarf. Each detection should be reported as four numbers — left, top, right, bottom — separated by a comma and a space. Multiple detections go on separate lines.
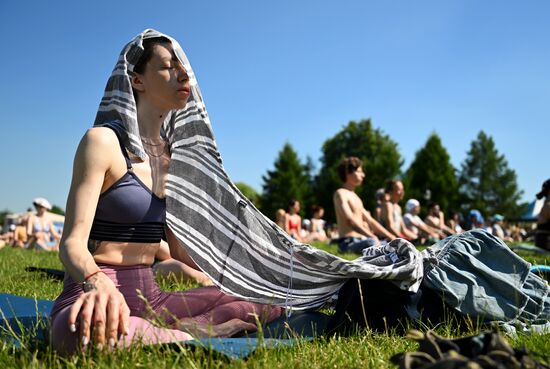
94, 29, 424, 310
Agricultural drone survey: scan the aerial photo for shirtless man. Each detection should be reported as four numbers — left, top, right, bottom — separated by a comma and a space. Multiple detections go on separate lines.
333, 157, 396, 253
380, 180, 417, 241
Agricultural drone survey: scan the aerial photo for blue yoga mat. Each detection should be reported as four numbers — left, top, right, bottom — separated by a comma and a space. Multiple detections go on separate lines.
181, 337, 305, 359
511, 244, 550, 254
0, 293, 54, 346
0, 293, 320, 357
531, 265, 550, 274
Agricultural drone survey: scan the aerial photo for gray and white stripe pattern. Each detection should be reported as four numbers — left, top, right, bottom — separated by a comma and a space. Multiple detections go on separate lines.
94, 29, 425, 310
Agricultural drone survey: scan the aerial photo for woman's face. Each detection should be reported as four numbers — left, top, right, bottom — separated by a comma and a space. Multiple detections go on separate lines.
391, 181, 404, 201
134, 43, 190, 111
34, 204, 46, 215
430, 205, 440, 215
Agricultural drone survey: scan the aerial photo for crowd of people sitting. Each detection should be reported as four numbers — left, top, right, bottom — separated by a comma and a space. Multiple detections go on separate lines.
274, 157, 545, 254
0, 197, 62, 251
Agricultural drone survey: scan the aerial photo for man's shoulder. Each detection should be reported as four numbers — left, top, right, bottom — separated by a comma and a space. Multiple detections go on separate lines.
334, 188, 351, 199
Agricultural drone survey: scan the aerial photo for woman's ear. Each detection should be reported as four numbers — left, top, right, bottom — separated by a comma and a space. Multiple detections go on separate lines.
131, 73, 145, 92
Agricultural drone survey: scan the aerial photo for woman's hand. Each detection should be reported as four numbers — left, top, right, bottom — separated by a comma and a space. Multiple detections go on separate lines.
68, 272, 130, 348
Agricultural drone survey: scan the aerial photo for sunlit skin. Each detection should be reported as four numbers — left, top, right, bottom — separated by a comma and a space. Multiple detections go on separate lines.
58, 43, 238, 349
333, 167, 395, 241
425, 204, 454, 236
382, 181, 417, 240
405, 204, 440, 240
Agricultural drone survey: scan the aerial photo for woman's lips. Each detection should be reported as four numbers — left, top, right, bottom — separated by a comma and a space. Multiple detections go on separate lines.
177, 87, 190, 96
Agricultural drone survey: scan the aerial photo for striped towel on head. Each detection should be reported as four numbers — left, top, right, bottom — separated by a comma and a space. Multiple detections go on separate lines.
93, 29, 424, 310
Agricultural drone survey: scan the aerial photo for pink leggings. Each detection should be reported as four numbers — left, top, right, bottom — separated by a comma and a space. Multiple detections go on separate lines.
50, 264, 282, 354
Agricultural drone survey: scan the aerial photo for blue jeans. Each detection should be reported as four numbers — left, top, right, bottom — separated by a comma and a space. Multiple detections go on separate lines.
337, 237, 377, 253
421, 229, 550, 324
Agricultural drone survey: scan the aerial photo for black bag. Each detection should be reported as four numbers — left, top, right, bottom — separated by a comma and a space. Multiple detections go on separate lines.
326, 278, 464, 335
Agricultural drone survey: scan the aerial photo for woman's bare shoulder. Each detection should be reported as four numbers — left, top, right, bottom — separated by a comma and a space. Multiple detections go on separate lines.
73, 127, 119, 170
81, 127, 119, 148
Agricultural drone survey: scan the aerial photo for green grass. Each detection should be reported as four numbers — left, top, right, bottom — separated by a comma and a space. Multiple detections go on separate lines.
0, 244, 548, 368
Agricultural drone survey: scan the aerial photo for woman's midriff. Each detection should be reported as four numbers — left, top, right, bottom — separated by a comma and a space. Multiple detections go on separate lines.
91, 240, 160, 266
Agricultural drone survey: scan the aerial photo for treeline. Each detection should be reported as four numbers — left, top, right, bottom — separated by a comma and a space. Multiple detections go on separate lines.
237, 119, 524, 222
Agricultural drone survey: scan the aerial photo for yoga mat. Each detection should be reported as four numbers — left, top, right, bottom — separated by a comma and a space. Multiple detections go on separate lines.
0, 293, 54, 346
180, 337, 304, 359
510, 244, 550, 254
531, 265, 550, 274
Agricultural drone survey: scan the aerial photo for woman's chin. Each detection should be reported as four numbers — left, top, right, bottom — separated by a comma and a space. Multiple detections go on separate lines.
173, 99, 189, 110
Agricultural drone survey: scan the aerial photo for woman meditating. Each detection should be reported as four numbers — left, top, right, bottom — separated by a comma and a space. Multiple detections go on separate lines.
50, 30, 281, 355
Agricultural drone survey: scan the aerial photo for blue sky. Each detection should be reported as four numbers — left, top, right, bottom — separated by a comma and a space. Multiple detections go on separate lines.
1, 0, 549, 213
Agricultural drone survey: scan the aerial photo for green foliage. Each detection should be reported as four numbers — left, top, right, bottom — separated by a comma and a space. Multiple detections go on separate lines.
235, 182, 261, 208
403, 133, 459, 214
260, 142, 312, 220
315, 119, 402, 221
50, 205, 65, 215
49, 205, 65, 216
458, 131, 524, 219
0, 209, 10, 229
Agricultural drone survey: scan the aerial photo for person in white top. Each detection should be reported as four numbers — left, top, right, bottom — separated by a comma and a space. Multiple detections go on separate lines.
402, 199, 441, 245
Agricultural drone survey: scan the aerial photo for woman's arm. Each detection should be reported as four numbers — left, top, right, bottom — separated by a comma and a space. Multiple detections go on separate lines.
162, 226, 213, 286
60, 128, 130, 348
26, 214, 35, 238
60, 128, 115, 280
48, 218, 61, 240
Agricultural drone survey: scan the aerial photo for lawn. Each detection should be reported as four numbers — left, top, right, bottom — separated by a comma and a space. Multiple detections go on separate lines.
0, 243, 548, 368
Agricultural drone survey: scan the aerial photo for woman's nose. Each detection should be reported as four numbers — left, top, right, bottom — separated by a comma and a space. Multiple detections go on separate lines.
177, 64, 189, 81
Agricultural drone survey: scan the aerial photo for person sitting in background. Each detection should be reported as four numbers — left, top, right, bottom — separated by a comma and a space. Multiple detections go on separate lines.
509, 224, 526, 242
491, 214, 513, 242
447, 211, 464, 234
535, 179, 550, 251
13, 215, 29, 248
285, 199, 303, 241
424, 202, 455, 236
307, 205, 327, 242
26, 198, 61, 251
275, 208, 286, 230
403, 199, 441, 245
467, 209, 485, 230
0, 224, 16, 248
374, 188, 386, 223
379, 180, 417, 241
333, 157, 396, 253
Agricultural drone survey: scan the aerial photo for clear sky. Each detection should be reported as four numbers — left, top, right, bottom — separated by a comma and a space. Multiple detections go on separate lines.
1, 0, 549, 213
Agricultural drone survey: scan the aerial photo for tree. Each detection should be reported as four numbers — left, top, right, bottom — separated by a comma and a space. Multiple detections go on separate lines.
0, 209, 10, 231
235, 182, 261, 209
50, 205, 65, 216
260, 143, 312, 220
404, 133, 458, 213
458, 131, 523, 218
316, 119, 403, 221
